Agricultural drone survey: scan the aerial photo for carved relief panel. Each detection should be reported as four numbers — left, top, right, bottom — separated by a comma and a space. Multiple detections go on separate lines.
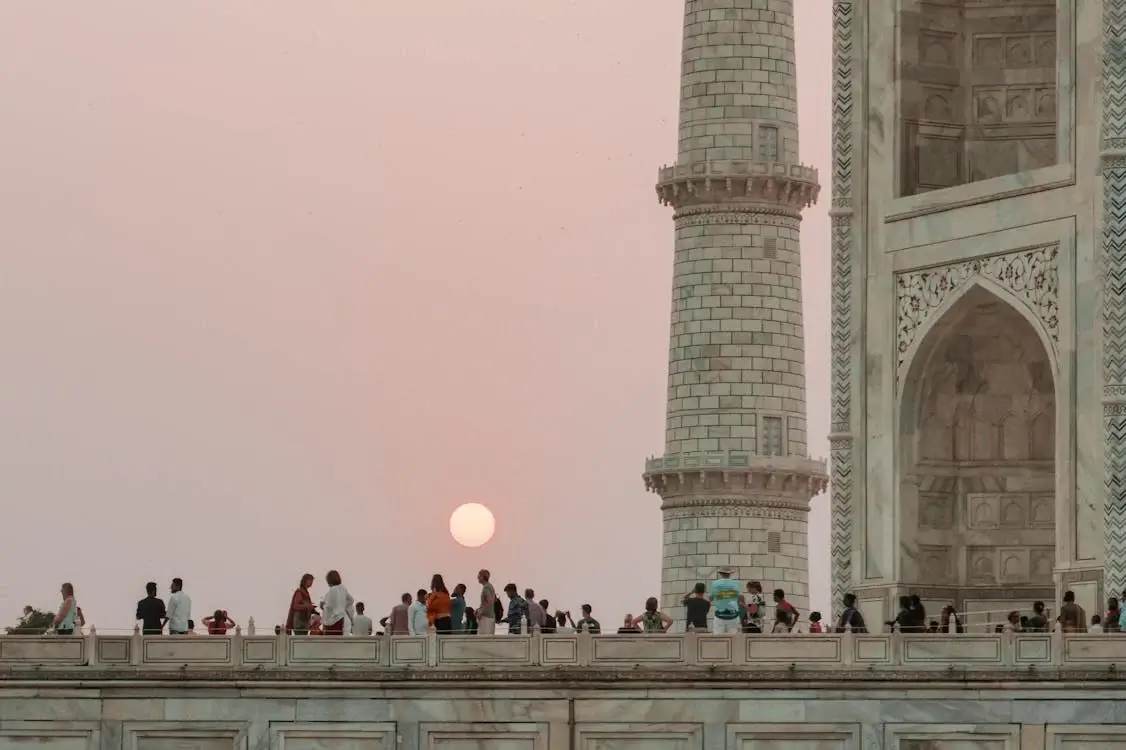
898, 0, 1059, 196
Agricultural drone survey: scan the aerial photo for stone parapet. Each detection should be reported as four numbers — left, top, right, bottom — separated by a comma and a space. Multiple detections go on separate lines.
656, 160, 820, 213
2, 632, 1123, 674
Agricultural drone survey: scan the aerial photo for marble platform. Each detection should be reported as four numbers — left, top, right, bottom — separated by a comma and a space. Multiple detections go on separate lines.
4, 634, 1126, 748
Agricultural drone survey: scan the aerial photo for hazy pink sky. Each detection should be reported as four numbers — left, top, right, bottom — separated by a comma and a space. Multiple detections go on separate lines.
0, 0, 833, 631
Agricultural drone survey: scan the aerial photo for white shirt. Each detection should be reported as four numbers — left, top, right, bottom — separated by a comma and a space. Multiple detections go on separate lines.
1090, 623, 1104, 633
408, 601, 428, 635
320, 584, 355, 627
167, 591, 192, 633
352, 614, 373, 636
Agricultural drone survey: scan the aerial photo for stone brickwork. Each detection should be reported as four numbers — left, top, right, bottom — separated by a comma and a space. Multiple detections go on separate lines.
645, 0, 824, 625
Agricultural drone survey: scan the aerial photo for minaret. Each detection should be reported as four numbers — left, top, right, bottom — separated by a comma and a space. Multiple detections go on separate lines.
643, 0, 826, 624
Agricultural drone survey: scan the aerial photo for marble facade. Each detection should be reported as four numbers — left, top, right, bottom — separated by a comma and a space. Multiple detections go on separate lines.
830, 0, 1121, 623
8, 634, 1126, 749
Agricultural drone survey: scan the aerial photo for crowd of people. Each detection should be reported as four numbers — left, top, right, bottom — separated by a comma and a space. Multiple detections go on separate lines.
37, 571, 1126, 638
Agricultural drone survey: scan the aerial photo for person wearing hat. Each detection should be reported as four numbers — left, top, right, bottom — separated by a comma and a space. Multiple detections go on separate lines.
708, 567, 742, 634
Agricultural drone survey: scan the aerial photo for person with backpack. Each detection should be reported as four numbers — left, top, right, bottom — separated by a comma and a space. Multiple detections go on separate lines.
834, 593, 867, 633
628, 597, 673, 633
772, 588, 800, 633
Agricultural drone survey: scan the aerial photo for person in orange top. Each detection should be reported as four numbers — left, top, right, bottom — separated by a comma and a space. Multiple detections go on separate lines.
427, 573, 453, 633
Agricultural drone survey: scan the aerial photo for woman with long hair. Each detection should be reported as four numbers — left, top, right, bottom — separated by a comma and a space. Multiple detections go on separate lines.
427, 573, 453, 633
319, 569, 355, 636
286, 573, 317, 635
630, 597, 673, 633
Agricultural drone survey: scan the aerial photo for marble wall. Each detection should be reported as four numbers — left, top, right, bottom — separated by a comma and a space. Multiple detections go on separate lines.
837, 0, 1104, 620
8, 676, 1126, 750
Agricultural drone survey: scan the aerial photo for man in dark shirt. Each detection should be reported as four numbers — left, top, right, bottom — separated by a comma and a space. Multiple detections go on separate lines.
136, 581, 167, 635
683, 582, 711, 631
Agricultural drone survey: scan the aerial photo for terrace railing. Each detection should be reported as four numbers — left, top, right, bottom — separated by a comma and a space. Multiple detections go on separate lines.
0, 629, 1119, 671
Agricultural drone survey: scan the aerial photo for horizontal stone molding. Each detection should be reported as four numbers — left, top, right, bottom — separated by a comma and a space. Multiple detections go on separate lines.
656, 159, 820, 212
2, 632, 1123, 675
643, 452, 828, 500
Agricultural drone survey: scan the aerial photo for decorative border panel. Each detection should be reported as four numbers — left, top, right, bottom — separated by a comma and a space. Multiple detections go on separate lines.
1048, 725, 1126, 748
830, 0, 858, 618
895, 245, 1060, 381
1103, 0, 1126, 597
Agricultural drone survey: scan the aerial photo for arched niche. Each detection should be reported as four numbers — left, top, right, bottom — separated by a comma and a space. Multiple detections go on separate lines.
898, 283, 1056, 606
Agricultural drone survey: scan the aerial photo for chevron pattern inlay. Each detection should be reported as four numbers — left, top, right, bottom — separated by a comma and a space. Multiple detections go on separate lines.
1105, 0, 1126, 596
830, 0, 855, 617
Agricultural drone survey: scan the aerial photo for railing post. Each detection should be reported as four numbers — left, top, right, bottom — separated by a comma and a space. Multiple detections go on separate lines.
1051, 624, 1064, 666
131, 625, 142, 666
684, 627, 698, 666
890, 631, 903, 667
86, 627, 97, 667
231, 628, 243, 668
841, 625, 855, 666
1002, 625, 1015, 667
427, 632, 438, 666
277, 626, 288, 667
578, 630, 593, 667
247, 617, 256, 636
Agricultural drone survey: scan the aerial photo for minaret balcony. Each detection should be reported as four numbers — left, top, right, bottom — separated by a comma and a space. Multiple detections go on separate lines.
656, 159, 820, 212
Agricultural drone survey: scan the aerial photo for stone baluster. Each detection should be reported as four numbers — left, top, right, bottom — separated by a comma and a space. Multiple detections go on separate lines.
130, 623, 142, 666
247, 617, 256, 636
841, 623, 855, 666
85, 626, 97, 667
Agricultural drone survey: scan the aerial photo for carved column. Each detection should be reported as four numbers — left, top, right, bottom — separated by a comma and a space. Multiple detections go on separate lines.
1103, 0, 1126, 596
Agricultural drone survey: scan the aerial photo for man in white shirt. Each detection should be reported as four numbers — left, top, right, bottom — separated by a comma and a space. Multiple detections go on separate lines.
352, 602, 373, 637
166, 577, 192, 635
408, 588, 429, 635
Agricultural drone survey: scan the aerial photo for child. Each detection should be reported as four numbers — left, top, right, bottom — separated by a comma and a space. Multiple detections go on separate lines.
1090, 614, 1104, 634
808, 611, 824, 633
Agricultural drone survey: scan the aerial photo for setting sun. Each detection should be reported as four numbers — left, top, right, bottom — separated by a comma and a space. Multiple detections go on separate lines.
449, 503, 496, 548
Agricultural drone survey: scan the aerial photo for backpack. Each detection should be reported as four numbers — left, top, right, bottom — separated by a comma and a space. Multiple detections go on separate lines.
494, 599, 504, 620
641, 611, 663, 633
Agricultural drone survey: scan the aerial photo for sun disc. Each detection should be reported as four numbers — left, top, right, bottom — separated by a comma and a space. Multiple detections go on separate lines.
449, 503, 496, 548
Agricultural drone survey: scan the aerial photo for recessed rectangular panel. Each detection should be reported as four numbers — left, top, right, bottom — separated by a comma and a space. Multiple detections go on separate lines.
727, 723, 859, 750
141, 637, 232, 665
696, 636, 733, 663
576, 723, 702, 750
854, 636, 891, 663
287, 637, 380, 665
97, 637, 131, 664
1062, 635, 1126, 664
389, 637, 427, 665
125, 723, 247, 750
436, 636, 531, 665
1014, 634, 1051, 664
241, 637, 278, 664
419, 723, 546, 750
0, 725, 99, 750
886, 723, 1019, 750
591, 636, 683, 663
901, 635, 1002, 664
0, 637, 86, 664
272, 723, 395, 750
746, 636, 842, 663
540, 636, 578, 665
1048, 725, 1126, 748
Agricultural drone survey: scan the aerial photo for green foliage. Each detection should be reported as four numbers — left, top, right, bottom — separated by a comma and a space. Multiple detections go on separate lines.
6, 605, 54, 635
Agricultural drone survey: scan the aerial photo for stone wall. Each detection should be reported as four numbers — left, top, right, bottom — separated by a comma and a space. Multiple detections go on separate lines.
8, 634, 1126, 749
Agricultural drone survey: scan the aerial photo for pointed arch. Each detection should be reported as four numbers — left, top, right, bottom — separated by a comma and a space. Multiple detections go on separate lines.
898, 276, 1060, 394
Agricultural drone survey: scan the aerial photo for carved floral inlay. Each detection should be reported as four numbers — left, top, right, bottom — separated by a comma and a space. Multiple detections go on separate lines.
895, 245, 1059, 378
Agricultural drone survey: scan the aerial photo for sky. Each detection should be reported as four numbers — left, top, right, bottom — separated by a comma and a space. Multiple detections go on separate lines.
0, 0, 833, 632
